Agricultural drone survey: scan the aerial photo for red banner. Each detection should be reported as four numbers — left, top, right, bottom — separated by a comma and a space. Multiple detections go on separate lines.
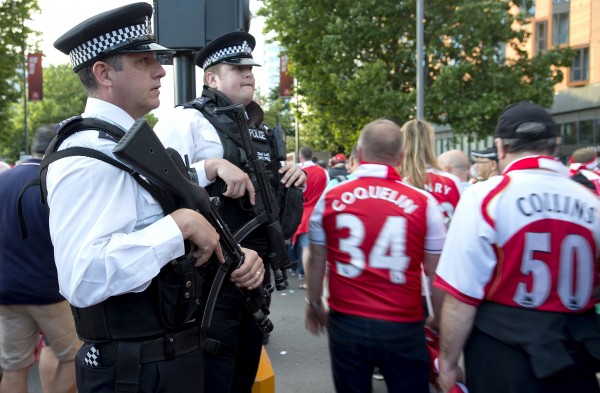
279, 53, 293, 97
27, 53, 43, 101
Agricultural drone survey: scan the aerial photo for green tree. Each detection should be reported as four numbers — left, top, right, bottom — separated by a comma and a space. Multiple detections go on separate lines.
258, 0, 574, 152
9, 64, 87, 161
6, 63, 157, 162
0, 0, 40, 160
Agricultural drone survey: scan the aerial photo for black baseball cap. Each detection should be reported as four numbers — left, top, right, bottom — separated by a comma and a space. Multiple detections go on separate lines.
495, 101, 558, 140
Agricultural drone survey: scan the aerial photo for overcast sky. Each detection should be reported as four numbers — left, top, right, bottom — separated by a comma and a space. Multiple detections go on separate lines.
29, 0, 268, 119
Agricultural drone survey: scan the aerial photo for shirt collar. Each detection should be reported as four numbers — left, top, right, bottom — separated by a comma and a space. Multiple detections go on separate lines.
502, 155, 569, 176
354, 163, 402, 181
299, 160, 317, 168
82, 98, 135, 132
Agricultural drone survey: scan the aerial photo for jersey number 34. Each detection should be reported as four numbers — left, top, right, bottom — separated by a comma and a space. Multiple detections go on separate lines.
335, 214, 410, 284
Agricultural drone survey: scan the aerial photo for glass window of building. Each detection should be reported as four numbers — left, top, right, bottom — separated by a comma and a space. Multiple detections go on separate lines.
570, 48, 589, 82
560, 122, 577, 145
552, 12, 569, 45
579, 119, 594, 145
552, 0, 570, 45
535, 21, 547, 54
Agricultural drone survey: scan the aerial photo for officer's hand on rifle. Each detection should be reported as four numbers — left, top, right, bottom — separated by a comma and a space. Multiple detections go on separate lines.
205, 158, 256, 205
230, 248, 264, 290
170, 208, 225, 267
279, 163, 307, 188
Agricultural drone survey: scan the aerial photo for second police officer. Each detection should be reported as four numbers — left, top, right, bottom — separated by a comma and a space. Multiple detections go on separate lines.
155, 31, 306, 393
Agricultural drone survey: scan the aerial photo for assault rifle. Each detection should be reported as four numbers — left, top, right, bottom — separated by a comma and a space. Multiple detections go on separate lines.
113, 118, 273, 334
213, 104, 290, 291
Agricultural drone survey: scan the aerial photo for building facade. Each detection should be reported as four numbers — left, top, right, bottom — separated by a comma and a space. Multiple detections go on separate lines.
260, 41, 283, 96
436, 0, 600, 162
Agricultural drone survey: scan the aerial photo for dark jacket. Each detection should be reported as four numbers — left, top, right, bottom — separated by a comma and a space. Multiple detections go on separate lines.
328, 164, 348, 180
0, 159, 63, 304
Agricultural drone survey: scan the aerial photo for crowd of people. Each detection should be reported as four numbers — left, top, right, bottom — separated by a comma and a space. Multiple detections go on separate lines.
1, 2, 600, 393
301, 102, 600, 393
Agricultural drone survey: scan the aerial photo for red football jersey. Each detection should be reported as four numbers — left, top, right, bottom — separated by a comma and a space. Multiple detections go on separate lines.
435, 156, 600, 313
310, 163, 446, 322
295, 161, 329, 236
424, 168, 462, 226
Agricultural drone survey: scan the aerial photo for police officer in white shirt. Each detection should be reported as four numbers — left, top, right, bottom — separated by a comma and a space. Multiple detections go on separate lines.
48, 4, 264, 392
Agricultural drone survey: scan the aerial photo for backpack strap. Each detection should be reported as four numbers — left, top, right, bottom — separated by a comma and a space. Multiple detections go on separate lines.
16, 178, 43, 239
18, 146, 136, 239
38, 117, 128, 211
18, 117, 170, 239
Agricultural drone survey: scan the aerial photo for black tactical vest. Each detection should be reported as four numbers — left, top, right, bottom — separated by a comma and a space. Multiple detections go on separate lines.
183, 88, 284, 249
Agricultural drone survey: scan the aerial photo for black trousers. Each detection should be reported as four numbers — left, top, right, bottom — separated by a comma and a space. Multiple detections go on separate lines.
203, 280, 264, 393
464, 326, 600, 393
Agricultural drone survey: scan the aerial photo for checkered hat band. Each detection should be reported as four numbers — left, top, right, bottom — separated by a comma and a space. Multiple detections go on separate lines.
472, 152, 496, 159
69, 23, 147, 68
203, 41, 253, 69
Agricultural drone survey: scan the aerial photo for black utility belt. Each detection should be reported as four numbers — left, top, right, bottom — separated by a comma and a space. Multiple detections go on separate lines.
97, 326, 202, 363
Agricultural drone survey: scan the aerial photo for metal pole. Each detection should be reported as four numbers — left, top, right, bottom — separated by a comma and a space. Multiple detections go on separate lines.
173, 52, 196, 105
416, 0, 424, 120
22, 30, 28, 156
294, 79, 299, 162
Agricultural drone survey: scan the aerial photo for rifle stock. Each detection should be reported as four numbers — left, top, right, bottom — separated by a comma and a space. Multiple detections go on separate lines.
213, 104, 291, 291
113, 118, 273, 334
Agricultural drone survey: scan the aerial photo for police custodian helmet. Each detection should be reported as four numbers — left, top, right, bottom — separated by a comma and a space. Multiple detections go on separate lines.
53, 2, 174, 72
194, 31, 261, 70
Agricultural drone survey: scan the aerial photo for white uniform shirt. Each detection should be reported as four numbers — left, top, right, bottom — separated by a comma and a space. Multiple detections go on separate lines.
154, 106, 222, 186
47, 98, 185, 308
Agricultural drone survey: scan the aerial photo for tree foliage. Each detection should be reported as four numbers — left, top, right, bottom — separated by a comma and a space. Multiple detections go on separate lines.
7, 64, 87, 162
257, 0, 574, 153
5, 63, 159, 162
0, 0, 40, 160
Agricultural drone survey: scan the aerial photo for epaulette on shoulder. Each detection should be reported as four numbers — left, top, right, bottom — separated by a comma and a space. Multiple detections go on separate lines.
192, 97, 208, 107
180, 97, 209, 111
55, 115, 84, 135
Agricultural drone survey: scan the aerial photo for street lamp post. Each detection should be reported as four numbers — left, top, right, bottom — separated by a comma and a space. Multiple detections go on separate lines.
416, 0, 424, 120
22, 18, 29, 157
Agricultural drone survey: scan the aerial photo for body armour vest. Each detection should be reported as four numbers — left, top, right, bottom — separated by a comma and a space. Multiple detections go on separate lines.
185, 88, 284, 251
40, 117, 211, 342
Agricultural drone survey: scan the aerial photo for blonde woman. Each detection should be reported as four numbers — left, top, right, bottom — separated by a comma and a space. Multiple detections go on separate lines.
399, 119, 462, 226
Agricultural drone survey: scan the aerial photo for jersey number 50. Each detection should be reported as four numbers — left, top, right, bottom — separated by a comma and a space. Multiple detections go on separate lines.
514, 232, 594, 311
